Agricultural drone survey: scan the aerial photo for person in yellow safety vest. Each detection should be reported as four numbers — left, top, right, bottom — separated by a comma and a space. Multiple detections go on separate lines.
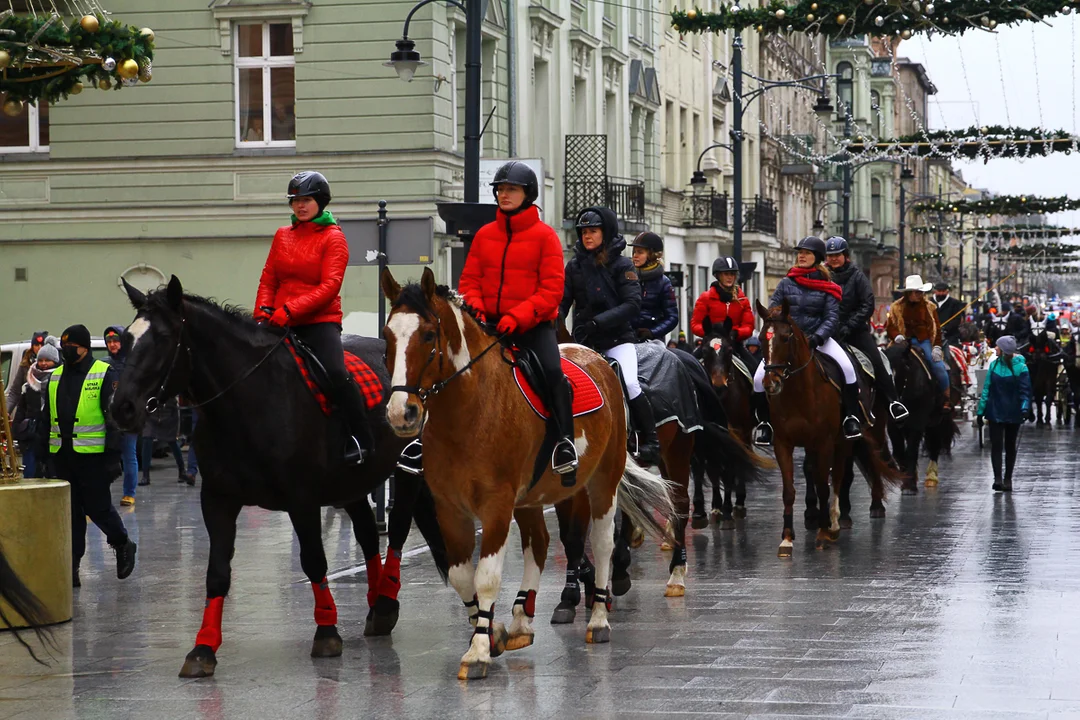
46, 324, 136, 588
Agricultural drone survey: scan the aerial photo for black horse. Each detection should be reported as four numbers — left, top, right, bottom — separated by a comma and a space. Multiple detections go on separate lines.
1027, 330, 1061, 426
110, 277, 448, 679
884, 339, 959, 493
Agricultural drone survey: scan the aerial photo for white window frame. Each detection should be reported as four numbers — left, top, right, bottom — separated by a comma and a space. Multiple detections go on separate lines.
233, 22, 296, 148
0, 102, 48, 154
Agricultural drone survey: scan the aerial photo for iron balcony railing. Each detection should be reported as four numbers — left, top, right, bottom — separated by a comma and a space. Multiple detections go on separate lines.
683, 190, 729, 229
564, 176, 646, 224
744, 196, 778, 236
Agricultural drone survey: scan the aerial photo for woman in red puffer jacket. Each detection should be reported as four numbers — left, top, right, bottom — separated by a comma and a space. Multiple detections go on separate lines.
457, 161, 579, 485
253, 171, 373, 465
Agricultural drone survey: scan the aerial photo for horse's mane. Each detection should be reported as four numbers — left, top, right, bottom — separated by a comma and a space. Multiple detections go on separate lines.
145, 289, 273, 342
392, 282, 486, 326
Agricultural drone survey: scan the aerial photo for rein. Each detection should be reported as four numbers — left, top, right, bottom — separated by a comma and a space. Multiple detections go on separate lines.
761, 322, 816, 382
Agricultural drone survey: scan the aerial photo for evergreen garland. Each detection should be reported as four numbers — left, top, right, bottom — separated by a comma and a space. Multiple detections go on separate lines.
671, 1, 1080, 39
911, 195, 1080, 216
0, 13, 154, 104
847, 126, 1077, 160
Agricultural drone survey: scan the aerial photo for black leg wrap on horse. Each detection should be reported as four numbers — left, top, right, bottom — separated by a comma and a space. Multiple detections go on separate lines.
668, 545, 687, 574
592, 588, 612, 612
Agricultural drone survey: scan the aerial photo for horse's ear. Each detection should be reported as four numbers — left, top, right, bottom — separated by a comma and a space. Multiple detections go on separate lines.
781, 297, 791, 317
420, 266, 437, 301
701, 316, 712, 336
122, 278, 146, 310
755, 300, 769, 319
166, 275, 183, 310
381, 268, 401, 304
721, 317, 733, 338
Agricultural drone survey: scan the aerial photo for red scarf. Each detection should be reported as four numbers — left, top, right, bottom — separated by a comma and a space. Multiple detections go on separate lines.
786, 266, 842, 301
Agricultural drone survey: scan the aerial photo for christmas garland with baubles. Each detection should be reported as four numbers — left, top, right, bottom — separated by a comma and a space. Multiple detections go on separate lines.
846, 126, 1077, 160
911, 195, 1080, 216
0, 12, 154, 114
671, 0, 1080, 39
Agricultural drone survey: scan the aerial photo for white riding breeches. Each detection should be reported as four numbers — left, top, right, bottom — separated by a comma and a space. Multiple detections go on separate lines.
603, 342, 642, 399
753, 336, 857, 392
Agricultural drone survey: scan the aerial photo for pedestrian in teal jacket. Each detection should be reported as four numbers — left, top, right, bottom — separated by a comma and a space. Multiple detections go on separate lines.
977, 335, 1033, 492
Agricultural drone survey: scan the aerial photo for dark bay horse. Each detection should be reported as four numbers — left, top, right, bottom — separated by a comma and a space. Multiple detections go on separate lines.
110, 277, 448, 679
884, 339, 959, 492
757, 301, 900, 556
382, 268, 675, 680
1028, 330, 1061, 425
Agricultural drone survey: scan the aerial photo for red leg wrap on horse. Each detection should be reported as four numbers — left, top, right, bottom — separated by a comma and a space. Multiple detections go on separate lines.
365, 554, 383, 608
195, 596, 225, 651
524, 589, 536, 618
378, 548, 402, 602
312, 578, 338, 626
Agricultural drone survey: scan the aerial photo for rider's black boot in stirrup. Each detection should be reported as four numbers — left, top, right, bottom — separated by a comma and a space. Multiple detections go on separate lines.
549, 379, 578, 486
752, 392, 773, 446
334, 377, 374, 465
629, 394, 661, 466
841, 383, 863, 440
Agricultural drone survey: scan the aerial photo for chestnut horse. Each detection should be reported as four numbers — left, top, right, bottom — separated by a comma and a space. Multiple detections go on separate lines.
757, 301, 900, 557
381, 269, 675, 680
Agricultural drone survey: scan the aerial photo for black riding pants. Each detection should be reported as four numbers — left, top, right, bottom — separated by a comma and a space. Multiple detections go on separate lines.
846, 330, 898, 400
513, 321, 564, 384
293, 322, 348, 384
54, 452, 129, 566
989, 421, 1020, 482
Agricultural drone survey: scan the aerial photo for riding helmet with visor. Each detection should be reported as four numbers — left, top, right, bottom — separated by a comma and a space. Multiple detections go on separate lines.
489, 161, 539, 208
712, 256, 739, 276
287, 171, 332, 213
629, 231, 664, 254
824, 236, 849, 255
796, 236, 827, 264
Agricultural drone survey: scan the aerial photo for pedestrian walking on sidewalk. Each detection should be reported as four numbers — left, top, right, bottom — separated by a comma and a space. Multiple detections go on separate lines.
977, 335, 1033, 492
139, 395, 186, 487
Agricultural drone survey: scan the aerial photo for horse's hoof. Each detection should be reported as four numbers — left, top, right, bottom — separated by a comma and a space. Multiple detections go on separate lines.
179, 645, 217, 679
869, 505, 886, 519
489, 622, 509, 658
628, 527, 645, 549
709, 508, 722, 519
364, 596, 400, 637
839, 516, 854, 530
691, 514, 709, 530
611, 573, 632, 597
458, 661, 489, 680
660, 540, 674, 551
721, 518, 736, 531
733, 506, 747, 519
585, 626, 611, 644
924, 478, 939, 487
901, 485, 918, 496
778, 545, 793, 558
664, 584, 685, 598
311, 626, 343, 658
505, 633, 534, 651
550, 604, 577, 624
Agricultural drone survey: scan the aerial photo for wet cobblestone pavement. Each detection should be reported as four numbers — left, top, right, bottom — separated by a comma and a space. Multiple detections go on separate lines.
3, 428, 1080, 719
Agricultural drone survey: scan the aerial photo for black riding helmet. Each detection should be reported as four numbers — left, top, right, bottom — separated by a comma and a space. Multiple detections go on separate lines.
712, 256, 738, 276
629, 231, 663, 254
825, 236, 849, 256
287, 171, 332, 214
796, 236, 827, 265
489, 161, 539, 210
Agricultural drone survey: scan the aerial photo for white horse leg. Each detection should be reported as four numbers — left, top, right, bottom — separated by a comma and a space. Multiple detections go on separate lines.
448, 561, 478, 627
507, 537, 540, 651
829, 489, 841, 533
586, 503, 617, 644
458, 541, 508, 680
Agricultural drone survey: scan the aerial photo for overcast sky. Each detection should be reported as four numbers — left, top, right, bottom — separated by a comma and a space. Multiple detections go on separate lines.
901, 16, 1080, 227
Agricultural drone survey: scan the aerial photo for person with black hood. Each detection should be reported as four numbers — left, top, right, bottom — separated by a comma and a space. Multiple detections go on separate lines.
628, 232, 679, 345
561, 206, 660, 465
6, 330, 47, 417
46, 324, 136, 587
103, 325, 141, 505
823, 237, 908, 421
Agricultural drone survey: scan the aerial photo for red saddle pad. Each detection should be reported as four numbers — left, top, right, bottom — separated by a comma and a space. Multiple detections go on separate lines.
513, 357, 604, 420
285, 339, 383, 417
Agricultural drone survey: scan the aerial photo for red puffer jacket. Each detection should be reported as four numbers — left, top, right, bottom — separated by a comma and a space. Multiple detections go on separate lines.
458, 205, 564, 331
254, 217, 349, 326
691, 283, 755, 340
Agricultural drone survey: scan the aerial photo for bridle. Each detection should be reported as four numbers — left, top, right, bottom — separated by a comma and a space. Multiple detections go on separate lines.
761, 319, 815, 382
389, 305, 506, 405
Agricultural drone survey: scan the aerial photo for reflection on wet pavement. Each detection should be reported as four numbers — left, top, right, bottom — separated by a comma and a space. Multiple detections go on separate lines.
2, 429, 1080, 719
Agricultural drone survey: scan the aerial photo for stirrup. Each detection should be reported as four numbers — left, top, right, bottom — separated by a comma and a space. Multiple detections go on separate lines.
889, 401, 909, 421
345, 436, 368, 466
396, 439, 423, 476
842, 416, 862, 440
551, 437, 579, 475
753, 422, 773, 446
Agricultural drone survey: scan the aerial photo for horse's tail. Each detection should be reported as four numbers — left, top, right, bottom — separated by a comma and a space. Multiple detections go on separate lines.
695, 420, 769, 484
617, 454, 678, 540
853, 434, 907, 490
939, 413, 960, 455
0, 542, 51, 665
411, 480, 450, 583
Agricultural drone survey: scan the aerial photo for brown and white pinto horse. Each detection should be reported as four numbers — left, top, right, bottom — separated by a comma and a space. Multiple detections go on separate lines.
381, 269, 675, 680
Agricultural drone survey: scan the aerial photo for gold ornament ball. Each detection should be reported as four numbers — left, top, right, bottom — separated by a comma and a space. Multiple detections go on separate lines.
810, 2, 818, 10
97, 77, 111, 90
69, 82, 83, 95
901, 28, 912, 38
140, 27, 155, 42
988, 19, 997, 28
117, 58, 139, 79
775, 8, 785, 19
837, 13, 847, 23
756, 24, 763, 32
0, 50, 10, 69
2, 98, 23, 117
80, 15, 99, 33
806, 13, 815, 21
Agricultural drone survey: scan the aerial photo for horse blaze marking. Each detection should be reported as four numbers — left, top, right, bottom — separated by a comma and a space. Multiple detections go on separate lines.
385, 313, 421, 422
128, 317, 151, 348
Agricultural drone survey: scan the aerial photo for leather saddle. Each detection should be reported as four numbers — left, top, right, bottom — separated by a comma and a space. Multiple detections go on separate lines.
285, 331, 331, 392
813, 350, 875, 421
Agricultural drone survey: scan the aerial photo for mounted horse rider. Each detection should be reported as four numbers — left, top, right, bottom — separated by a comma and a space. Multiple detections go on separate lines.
823, 236, 907, 421
561, 206, 661, 465
933, 281, 966, 347
628, 232, 679, 345
691, 255, 756, 368
1003, 302, 1032, 349
457, 161, 580, 484
752, 236, 864, 445
885, 275, 951, 408
253, 171, 375, 465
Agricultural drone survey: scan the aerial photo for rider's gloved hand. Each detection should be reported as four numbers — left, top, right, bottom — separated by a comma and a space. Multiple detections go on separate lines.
807, 335, 822, 350
269, 307, 291, 327
579, 320, 599, 338
932, 346, 943, 363
496, 315, 519, 335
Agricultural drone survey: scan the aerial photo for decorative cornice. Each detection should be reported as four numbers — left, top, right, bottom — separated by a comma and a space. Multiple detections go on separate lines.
209, 1, 312, 55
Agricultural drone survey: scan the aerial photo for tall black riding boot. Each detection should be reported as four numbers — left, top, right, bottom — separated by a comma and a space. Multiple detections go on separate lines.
333, 377, 376, 465
548, 377, 579, 486
629, 394, 661, 466
752, 392, 773, 446
841, 383, 863, 440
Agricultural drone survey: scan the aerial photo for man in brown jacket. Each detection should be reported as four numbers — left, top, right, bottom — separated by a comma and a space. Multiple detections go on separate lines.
886, 275, 950, 396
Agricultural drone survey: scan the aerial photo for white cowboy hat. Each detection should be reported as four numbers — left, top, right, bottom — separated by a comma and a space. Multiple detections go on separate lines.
898, 274, 933, 293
